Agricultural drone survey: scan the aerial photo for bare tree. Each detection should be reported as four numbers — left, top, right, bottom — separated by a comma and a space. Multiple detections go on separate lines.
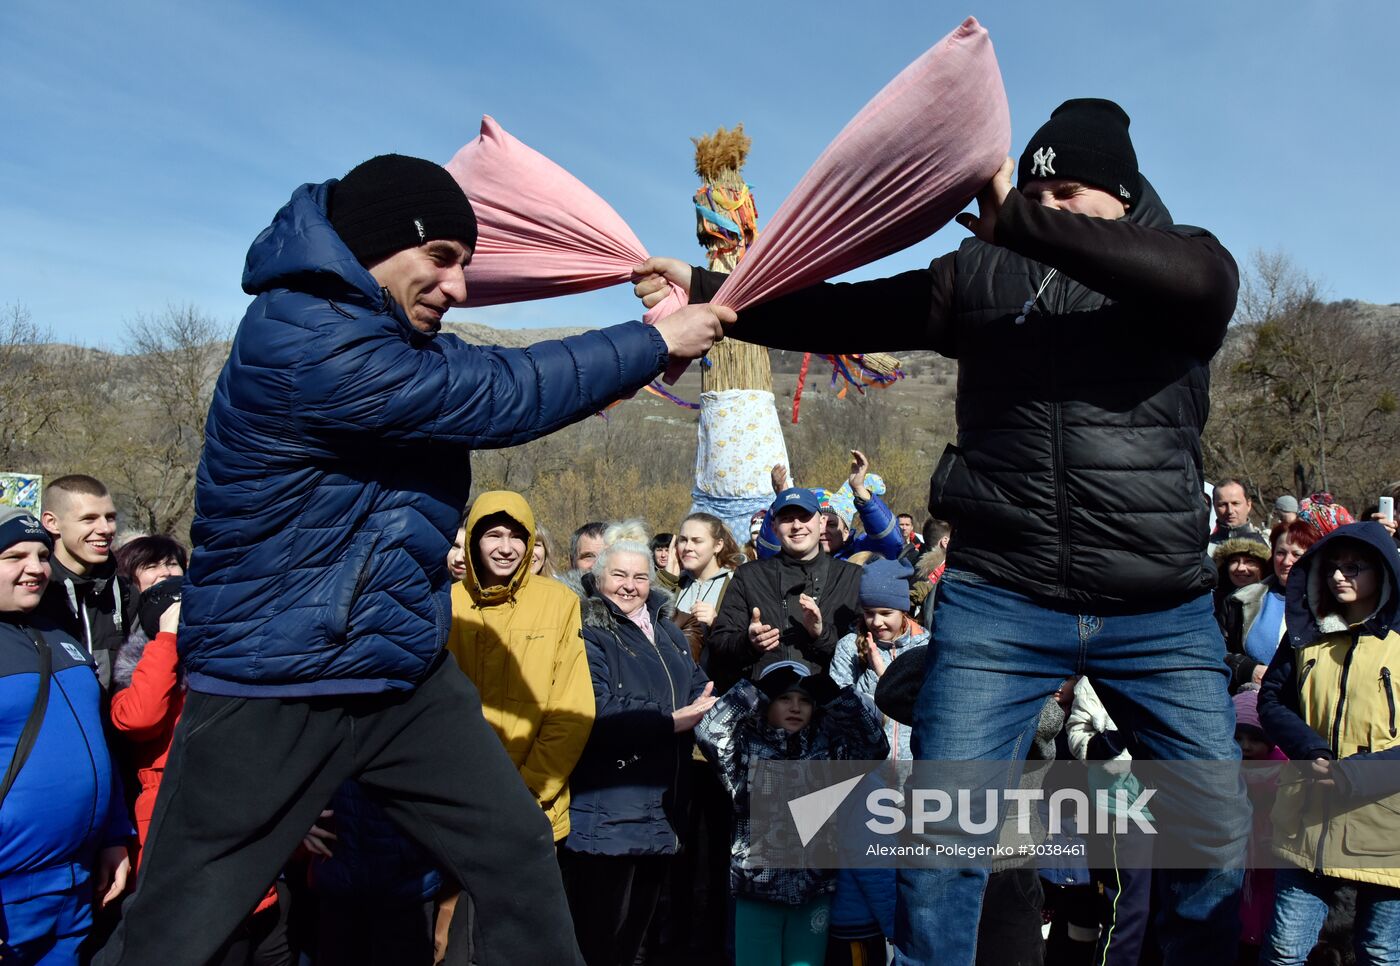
114, 305, 231, 535
1205, 251, 1400, 506
0, 303, 67, 469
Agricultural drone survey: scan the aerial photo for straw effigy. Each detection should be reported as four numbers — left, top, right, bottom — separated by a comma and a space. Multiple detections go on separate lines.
685, 126, 790, 539
692, 126, 772, 394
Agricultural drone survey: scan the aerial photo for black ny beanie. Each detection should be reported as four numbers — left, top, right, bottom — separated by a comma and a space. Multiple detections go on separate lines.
1017, 98, 1140, 205
328, 154, 478, 267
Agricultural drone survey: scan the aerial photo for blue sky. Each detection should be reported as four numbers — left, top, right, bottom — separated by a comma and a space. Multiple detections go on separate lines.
3, 0, 1396, 345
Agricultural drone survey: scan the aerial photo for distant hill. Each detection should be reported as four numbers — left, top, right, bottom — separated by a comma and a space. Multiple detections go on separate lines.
442, 321, 591, 347
1332, 300, 1400, 327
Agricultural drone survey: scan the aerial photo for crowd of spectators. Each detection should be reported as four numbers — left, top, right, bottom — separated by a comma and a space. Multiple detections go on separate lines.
5, 468, 1397, 964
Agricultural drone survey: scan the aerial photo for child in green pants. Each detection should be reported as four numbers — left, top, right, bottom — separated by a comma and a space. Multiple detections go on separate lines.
695, 660, 888, 966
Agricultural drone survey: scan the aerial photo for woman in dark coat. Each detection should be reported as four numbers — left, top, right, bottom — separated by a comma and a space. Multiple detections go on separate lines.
560, 524, 714, 966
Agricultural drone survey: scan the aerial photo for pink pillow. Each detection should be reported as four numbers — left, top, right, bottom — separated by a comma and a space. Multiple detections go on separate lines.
445, 117, 685, 322
445, 16, 1008, 382
708, 16, 1009, 313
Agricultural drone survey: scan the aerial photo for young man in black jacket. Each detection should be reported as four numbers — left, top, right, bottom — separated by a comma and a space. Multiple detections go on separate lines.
635, 99, 1249, 966
36, 475, 137, 694
706, 487, 860, 691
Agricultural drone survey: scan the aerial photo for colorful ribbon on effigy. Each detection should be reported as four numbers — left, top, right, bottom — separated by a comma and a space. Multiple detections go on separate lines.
642, 383, 702, 410
694, 182, 760, 261
790, 353, 905, 423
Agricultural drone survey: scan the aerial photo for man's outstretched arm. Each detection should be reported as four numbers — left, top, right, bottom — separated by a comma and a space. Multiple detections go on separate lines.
288, 303, 731, 449
993, 188, 1238, 348
632, 258, 957, 358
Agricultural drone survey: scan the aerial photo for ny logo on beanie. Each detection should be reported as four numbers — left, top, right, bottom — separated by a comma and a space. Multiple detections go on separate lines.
1031, 146, 1056, 178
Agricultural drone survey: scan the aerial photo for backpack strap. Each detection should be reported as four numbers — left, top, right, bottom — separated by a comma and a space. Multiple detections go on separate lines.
0, 628, 54, 810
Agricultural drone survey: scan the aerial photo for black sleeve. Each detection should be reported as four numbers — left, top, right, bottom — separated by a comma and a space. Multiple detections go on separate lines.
1258, 646, 1334, 762
1223, 653, 1256, 692
706, 566, 758, 677
1086, 731, 1127, 760
690, 257, 959, 357
993, 189, 1238, 355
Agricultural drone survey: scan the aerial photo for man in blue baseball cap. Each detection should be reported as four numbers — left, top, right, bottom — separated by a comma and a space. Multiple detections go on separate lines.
705, 488, 861, 691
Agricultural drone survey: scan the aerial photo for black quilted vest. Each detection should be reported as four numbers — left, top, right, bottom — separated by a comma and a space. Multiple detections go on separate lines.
929, 179, 1218, 610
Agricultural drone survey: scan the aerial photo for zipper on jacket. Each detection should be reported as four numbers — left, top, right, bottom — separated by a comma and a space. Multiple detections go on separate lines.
1312, 794, 1331, 876
646, 630, 683, 852
1329, 633, 1359, 755
53, 673, 103, 846
1050, 402, 1071, 590
1312, 636, 1358, 876
1383, 667, 1397, 739
1048, 273, 1071, 591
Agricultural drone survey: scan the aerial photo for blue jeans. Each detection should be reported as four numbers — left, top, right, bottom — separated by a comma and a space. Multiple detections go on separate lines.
894, 569, 1248, 966
1261, 867, 1400, 965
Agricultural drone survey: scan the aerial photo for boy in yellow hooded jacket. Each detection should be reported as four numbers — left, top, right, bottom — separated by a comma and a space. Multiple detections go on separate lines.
446, 491, 595, 841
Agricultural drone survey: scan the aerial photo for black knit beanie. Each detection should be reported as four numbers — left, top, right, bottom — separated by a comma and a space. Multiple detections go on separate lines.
1017, 98, 1140, 205
328, 154, 478, 267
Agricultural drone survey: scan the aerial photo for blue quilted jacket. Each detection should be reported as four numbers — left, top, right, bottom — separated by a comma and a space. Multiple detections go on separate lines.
180, 180, 669, 697
2, 614, 133, 891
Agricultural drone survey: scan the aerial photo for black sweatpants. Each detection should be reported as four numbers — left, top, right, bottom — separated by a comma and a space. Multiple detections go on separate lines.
94, 656, 581, 966
559, 850, 668, 966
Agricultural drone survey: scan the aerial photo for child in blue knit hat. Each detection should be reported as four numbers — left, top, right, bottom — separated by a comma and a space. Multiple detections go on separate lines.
829, 557, 927, 761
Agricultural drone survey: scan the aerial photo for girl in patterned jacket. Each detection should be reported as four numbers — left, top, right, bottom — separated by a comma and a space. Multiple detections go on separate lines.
695, 660, 887, 966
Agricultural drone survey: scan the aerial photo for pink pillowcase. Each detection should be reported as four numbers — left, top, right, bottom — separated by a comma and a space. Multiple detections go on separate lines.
707, 16, 1009, 313
445, 16, 1008, 376
444, 117, 685, 322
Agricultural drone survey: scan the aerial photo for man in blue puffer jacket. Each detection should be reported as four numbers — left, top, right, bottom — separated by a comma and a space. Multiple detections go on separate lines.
97, 155, 732, 966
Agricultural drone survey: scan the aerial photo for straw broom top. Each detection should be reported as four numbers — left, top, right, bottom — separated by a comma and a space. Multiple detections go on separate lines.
693, 125, 751, 182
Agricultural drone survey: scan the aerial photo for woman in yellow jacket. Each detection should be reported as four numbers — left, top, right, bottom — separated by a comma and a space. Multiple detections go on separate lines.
446, 490, 595, 840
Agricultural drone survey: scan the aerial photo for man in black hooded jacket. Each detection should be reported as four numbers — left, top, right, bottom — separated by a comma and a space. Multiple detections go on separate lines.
635, 99, 1249, 966
36, 474, 137, 695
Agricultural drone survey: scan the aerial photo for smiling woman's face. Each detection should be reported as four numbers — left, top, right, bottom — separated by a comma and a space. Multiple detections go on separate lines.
598, 550, 651, 616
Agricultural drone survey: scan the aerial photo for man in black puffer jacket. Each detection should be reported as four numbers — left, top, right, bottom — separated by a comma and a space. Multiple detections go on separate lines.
635, 99, 1249, 966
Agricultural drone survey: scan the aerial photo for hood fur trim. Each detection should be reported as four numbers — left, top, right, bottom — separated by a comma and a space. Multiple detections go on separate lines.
559, 569, 677, 631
